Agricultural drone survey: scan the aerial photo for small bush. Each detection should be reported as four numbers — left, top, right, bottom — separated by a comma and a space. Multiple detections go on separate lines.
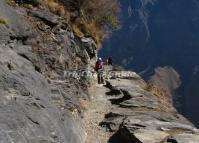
0, 17, 7, 25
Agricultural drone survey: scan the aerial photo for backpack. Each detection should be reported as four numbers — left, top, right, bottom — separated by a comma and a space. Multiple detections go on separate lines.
95, 61, 103, 71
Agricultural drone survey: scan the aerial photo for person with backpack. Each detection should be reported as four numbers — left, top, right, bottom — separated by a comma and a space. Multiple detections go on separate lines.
107, 56, 113, 65
95, 58, 105, 84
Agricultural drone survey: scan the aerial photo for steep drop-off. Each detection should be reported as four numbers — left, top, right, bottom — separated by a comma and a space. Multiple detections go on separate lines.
100, 0, 199, 127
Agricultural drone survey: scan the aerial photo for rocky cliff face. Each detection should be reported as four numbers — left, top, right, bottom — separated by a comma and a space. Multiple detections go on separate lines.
0, 0, 96, 142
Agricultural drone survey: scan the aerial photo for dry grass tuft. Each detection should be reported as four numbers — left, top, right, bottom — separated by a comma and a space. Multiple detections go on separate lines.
146, 84, 172, 112
84, 21, 105, 47
40, 0, 66, 16
72, 19, 105, 47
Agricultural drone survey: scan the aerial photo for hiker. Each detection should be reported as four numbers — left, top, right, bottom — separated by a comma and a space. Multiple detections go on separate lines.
95, 58, 105, 84
107, 56, 113, 65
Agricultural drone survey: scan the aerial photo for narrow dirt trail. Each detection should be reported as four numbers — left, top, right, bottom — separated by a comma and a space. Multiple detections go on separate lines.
82, 83, 113, 143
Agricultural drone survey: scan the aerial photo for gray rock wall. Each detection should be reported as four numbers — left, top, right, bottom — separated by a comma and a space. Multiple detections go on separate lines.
0, 0, 97, 142
0, 44, 85, 143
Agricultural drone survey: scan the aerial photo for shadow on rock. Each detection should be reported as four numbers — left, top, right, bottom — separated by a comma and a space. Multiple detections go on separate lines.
108, 128, 141, 143
106, 89, 122, 96
109, 91, 131, 105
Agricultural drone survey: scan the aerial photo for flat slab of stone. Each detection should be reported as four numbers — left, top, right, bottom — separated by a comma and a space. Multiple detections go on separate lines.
28, 9, 59, 26
133, 129, 169, 143
173, 133, 199, 143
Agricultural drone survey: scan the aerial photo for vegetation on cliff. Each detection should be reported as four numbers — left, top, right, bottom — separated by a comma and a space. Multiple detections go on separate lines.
11, 0, 120, 47
145, 84, 172, 112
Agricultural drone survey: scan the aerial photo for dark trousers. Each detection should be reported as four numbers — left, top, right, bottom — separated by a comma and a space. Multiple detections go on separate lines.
97, 70, 104, 84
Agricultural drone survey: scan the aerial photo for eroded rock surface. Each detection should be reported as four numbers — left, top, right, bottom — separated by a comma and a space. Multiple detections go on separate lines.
0, 0, 97, 142
100, 71, 199, 143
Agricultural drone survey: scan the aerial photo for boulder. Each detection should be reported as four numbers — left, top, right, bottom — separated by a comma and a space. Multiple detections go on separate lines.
129, 129, 169, 143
